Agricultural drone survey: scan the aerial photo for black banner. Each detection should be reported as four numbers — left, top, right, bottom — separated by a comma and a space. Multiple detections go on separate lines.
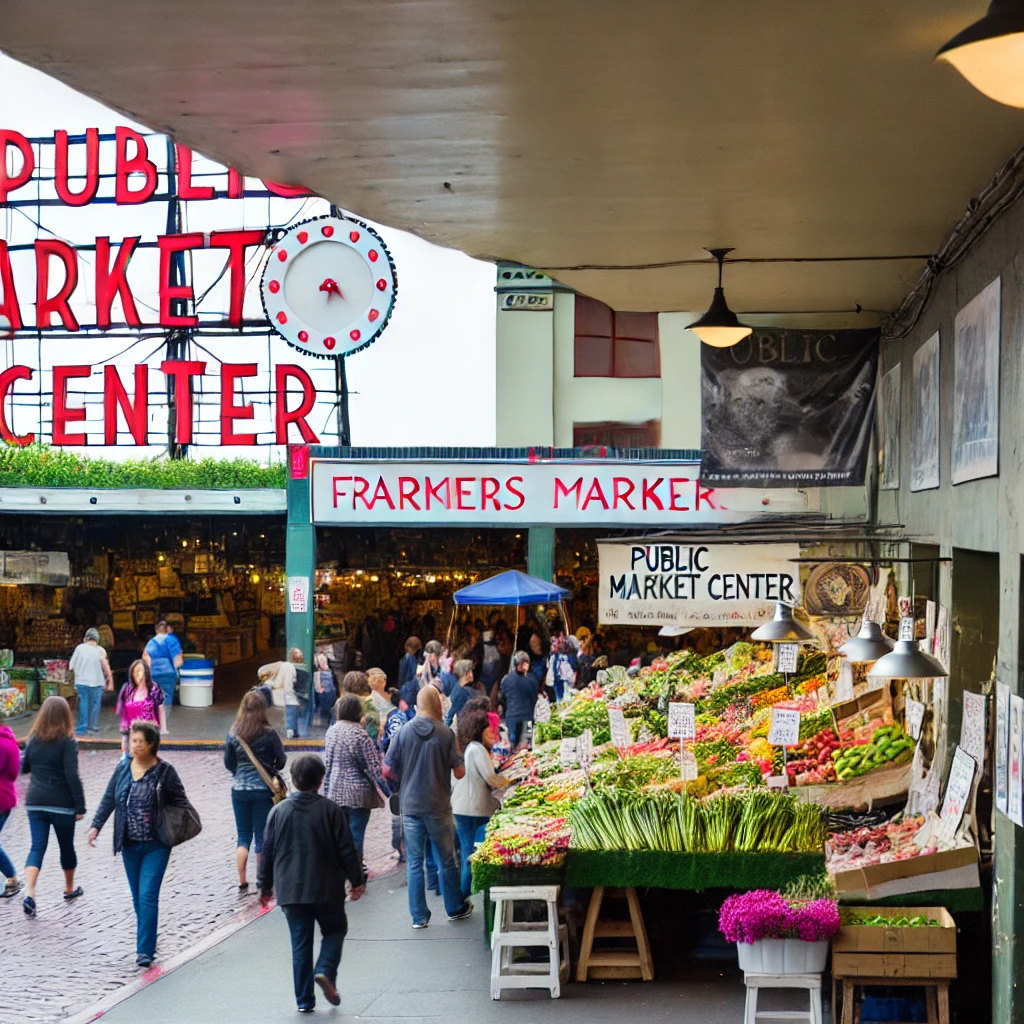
700, 328, 879, 488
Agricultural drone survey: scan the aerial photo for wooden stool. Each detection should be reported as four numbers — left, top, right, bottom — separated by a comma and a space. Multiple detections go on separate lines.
576, 886, 654, 982
832, 976, 950, 1024
489, 885, 569, 1000
744, 973, 822, 1024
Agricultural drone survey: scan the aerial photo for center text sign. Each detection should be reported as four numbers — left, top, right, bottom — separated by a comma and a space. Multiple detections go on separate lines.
310, 460, 809, 527
598, 542, 801, 626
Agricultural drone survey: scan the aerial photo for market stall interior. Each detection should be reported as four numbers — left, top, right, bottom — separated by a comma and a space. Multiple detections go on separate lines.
0, 514, 287, 732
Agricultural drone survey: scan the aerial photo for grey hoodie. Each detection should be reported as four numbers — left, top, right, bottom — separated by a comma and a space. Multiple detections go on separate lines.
384, 715, 463, 817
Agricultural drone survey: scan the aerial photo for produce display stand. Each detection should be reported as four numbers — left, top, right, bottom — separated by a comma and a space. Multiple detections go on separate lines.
792, 761, 913, 810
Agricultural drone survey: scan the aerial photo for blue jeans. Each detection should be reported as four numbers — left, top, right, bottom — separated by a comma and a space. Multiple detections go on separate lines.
26, 809, 77, 871
507, 718, 530, 746
454, 814, 490, 900
0, 810, 15, 879
75, 685, 104, 733
231, 789, 275, 853
122, 839, 171, 958
153, 674, 177, 708
343, 807, 371, 862
285, 695, 311, 738
403, 812, 465, 923
281, 903, 348, 1011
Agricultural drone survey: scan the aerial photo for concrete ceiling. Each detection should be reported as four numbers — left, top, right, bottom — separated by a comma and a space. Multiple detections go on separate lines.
3, 0, 1023, 324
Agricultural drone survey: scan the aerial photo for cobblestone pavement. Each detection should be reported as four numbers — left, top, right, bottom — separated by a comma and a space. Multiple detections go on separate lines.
0, 749, 398, 1024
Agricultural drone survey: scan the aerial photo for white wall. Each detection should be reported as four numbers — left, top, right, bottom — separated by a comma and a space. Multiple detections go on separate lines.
657, 313, 703, 449
495, 304, 554, 446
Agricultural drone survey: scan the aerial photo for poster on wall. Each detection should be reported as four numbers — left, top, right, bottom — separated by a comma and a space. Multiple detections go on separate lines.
597, 542, 801, 627
699, 328, 879, 488
952, 277, 1001, 484
960, 691, 987, 769
879, 364, 901, 490
1010, 692, 1023, 827
996, 681, 1009, 816
911, 331, 940, 491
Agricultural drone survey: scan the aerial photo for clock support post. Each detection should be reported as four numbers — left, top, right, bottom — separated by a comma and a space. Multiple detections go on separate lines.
335, 356, 351, 447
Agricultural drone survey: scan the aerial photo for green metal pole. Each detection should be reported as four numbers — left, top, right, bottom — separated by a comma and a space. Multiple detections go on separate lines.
527, 526, 555, 581
285, 468, 316, 665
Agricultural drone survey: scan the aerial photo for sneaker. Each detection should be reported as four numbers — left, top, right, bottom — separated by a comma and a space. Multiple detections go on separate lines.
447, 901, 474, 922
286, 730, 295, 739
297, 1006, 315, 1014
314, 973, 341, 1006
63, 886, 84, 901
136, 955, 153, 968
412, 913, 431, 929
23, 895, 35, 917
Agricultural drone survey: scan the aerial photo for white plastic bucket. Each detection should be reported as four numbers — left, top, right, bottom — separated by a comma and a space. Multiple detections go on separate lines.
736, 938, 828, 974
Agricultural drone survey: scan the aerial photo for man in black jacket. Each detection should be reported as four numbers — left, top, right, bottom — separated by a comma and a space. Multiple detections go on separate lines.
258, 754, 365, 1013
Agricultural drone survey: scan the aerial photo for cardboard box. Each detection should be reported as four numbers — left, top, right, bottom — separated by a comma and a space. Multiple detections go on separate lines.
832, 951, 957, 978
830, 842, 978, 895
834, 907, 956, 954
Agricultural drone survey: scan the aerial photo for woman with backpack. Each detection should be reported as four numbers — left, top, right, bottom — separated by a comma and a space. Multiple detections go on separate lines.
20, 696, 86, 917
88, 721, 199, 968
224, 691, 287, 891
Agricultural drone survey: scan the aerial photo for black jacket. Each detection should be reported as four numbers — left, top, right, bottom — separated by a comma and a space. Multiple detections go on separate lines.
223, 729, 286, 788
257, 791, 364, 905
91, 758, 189, 854
21, 736, 86, 815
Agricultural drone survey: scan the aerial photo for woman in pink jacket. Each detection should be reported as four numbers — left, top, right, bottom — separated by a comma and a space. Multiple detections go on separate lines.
0, 720, 21, 897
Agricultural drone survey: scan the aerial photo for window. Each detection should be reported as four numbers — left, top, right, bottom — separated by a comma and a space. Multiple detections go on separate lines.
573, 420, 661, 448
574, 295, 659, 377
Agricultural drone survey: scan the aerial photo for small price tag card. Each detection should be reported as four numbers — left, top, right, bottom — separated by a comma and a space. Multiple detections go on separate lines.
667, 702, 696, 740
534, 695, 552, 723
776, 643, 799, 674
768, 707, 801, 748
680, 748, 698, 781
559, 737, 578, 768
579, 728, 593, 766
905, 697, 926, 741
608, 706, 630, 748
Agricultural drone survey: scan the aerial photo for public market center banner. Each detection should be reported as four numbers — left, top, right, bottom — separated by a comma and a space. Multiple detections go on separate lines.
598, 542, 801, 627
700, 329, 879, 488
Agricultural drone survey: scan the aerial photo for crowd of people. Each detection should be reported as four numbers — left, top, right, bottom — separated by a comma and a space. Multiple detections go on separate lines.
0, 614, 626, 1012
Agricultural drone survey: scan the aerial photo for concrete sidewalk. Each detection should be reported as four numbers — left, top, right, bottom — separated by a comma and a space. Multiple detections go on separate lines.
92, 875, 808, 1024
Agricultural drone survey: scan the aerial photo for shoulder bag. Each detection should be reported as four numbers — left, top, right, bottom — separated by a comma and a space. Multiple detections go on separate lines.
154, 762, 203, 847
235, 734, 288, 804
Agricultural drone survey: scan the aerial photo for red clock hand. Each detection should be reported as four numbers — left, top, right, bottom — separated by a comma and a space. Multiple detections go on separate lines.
319, 277, 344, 300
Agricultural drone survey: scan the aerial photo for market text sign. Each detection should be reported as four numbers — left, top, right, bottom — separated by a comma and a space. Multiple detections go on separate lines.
597, 542, 801, 626
310, 460, 804, 526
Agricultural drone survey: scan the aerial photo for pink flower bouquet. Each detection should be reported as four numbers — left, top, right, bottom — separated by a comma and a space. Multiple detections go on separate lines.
718, 889, 840, 944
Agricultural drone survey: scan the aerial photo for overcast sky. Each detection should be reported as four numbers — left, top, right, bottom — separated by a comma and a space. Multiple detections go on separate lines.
0, 54, 497, 461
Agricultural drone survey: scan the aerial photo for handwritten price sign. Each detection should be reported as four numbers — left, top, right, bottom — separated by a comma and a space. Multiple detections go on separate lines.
768, 707, 801, 748
667, 702, 696, 740
608, 706, 630, 748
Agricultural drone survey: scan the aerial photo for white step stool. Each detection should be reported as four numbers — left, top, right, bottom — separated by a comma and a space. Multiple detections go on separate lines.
489, 885, 570, 1000
744, 972, 823, 1024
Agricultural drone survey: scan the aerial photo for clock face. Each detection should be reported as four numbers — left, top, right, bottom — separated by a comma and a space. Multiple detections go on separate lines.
261, 214, 397, 358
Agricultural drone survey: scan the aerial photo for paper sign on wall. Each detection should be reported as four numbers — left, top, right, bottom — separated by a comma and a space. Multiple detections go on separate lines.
1010, 693, 1024, 827
534, 696, 552, 723
960, 691, 987, 769
996, 682, 1009, 816
937, 746, 977, 842
933, 606, 950, 671
608, 706, 630, 748
905, 697, 926, 741
667, 702, 696, 740
776, 643, 799, 674
287, 576, 309, 614
926, 600, 936, 642
768, 707, 801, 747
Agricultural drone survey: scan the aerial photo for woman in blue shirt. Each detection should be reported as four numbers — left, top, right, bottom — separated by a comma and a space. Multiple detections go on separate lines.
143, 621, 183, 734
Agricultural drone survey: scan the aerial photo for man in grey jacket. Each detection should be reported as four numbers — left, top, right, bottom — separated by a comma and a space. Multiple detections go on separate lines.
259, 754, 365, 1013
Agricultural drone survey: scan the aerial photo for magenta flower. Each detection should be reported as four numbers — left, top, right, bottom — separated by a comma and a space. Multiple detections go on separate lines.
718, 890, 840, 944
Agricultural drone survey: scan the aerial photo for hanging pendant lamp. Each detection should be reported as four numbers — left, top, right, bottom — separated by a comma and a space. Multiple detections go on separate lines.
936, 1, 1024, 107
750, 603, 817, 643
686, 248, 753, 348
867, 640, 949, 680
839, 619, 895, 664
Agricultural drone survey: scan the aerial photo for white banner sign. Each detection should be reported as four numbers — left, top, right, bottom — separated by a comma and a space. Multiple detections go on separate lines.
310, 459, 809, 527
598, 543, 801, 627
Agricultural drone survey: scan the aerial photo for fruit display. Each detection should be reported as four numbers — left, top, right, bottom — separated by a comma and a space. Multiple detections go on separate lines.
831, 724, 914, 779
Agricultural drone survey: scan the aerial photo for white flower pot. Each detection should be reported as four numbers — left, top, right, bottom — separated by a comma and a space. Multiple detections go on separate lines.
736, 938, 828, 974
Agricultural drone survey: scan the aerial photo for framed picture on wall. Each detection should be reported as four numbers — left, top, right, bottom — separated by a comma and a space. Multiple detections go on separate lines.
911, 331, 940, 491
879, 364, 901, 490
952, 277, 1000, 485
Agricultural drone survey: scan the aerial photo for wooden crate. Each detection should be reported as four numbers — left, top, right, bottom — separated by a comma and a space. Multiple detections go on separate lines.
832, 951, 957, 978
833, 906, 956, 954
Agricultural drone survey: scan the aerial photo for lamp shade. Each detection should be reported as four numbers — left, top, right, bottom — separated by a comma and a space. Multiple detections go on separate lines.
866, 640, 949, 680
686, 287, 753, 348
750, 603, 817, 643
838, 620, 895, 664
936, 0, 1024, 107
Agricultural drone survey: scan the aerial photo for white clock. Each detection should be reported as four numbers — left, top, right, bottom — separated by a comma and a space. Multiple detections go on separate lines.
261, 214, 397, 358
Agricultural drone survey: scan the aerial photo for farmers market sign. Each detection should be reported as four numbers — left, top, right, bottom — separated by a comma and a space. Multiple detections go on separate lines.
310, 460, 809, 526
597, 542, 801, 627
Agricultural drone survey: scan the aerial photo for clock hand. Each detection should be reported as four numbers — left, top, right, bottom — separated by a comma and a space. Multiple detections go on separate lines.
319, 277, 344, 300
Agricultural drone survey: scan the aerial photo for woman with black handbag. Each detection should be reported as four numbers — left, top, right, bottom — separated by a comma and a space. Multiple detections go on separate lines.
88, 721, 201, 968
224, 691, 287, 891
